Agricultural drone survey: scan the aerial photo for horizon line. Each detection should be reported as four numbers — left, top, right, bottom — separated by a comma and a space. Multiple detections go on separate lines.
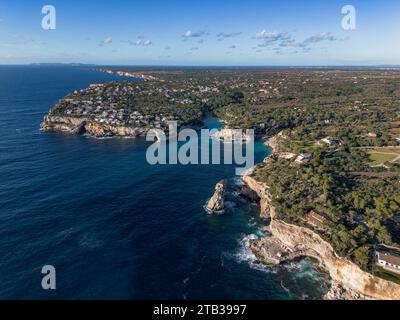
1, 63, 400, 69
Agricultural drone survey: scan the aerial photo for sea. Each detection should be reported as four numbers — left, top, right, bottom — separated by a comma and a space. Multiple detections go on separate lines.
0, 65, 330, 299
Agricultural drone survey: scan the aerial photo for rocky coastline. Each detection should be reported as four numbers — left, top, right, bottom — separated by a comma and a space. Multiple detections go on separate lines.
42, 100, 400, 299
96, 68, 160, 81
40, 115, 149, 138
242, 134, 400, 300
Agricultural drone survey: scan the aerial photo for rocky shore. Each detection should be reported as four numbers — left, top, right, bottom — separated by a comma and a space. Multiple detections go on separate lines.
40, 115, 149, 138
242, 142, 400, 300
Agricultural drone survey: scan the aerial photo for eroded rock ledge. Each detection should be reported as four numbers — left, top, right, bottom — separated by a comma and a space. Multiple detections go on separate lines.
40, 115, 149, 138
243, 169, 400, 300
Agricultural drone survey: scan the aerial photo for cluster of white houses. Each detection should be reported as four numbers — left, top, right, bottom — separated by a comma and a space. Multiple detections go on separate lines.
55, 73, 295, 131
56, 82, 201, 129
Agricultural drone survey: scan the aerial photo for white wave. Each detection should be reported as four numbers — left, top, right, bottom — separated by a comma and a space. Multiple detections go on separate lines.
83, 134, 136, 140
231, 233, 278, 274
232, 176, 244, 186
235, 234, 258, 263
203, 204, 224, 215
248, 218, 258, 228
280, 280, 291, 295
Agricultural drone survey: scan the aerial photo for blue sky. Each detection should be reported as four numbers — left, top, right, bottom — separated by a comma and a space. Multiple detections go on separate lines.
0, 0, 399, 65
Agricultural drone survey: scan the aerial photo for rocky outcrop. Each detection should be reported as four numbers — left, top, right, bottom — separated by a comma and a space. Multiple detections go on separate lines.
243, 174, 400, 300
324, 282, 371, 300
249, 232, 319, 265
40, 115, 149, 137
206, 180, 227, 213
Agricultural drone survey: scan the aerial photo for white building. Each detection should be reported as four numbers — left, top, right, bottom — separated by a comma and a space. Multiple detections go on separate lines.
295, 153, 313, 164
320, 137, 339, 147
376, 251, 400, 271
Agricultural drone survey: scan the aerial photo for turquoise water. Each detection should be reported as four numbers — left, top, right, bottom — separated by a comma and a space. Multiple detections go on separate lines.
0, 66, 330, 299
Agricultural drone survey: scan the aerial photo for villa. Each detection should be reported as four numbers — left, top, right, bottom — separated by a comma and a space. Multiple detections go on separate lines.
376, 250, 400, 273
320, 137, 339, 147
295, 153, 313, 164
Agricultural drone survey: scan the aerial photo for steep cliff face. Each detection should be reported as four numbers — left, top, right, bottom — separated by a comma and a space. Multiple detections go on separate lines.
243, 173, 400, 300
242, 175, 275, 219
270, 220, 400, 300
41, 115, 149, 137
40, 115, 85, 133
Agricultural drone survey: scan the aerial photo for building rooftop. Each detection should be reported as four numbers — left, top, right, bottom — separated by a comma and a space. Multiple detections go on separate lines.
377, 251, 400, 266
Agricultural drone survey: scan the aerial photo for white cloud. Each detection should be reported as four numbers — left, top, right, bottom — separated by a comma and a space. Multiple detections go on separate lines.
103, 37, 112, 44
99, 37, 113, 46
303, 32, 337, 44
131, 39, 152, 46
254, 29, 340, 54
182, 30, 207, 38
217, 32, 241, 39
255, 30, 282, 41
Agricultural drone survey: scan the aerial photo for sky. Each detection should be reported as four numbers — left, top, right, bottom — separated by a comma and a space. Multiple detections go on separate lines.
0, 0, 400, 65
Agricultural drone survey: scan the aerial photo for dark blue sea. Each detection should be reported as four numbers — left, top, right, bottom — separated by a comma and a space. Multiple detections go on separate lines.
0, 66, 330, 299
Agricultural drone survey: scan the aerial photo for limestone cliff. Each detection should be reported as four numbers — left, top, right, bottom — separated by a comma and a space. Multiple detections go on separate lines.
40, 115, 149, 137
270, 219, 400, 300
243, 173, 400, 300
242, 175, 275, 219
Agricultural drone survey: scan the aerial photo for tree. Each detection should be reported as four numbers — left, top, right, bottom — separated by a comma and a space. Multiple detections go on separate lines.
353, 246, 370, 270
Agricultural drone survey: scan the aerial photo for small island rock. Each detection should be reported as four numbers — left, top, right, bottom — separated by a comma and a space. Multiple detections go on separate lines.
206, 180, 228, 213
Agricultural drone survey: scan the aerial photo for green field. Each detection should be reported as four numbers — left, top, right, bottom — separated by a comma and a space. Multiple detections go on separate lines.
375, 266, 400, 285
369, 147, 400, 166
